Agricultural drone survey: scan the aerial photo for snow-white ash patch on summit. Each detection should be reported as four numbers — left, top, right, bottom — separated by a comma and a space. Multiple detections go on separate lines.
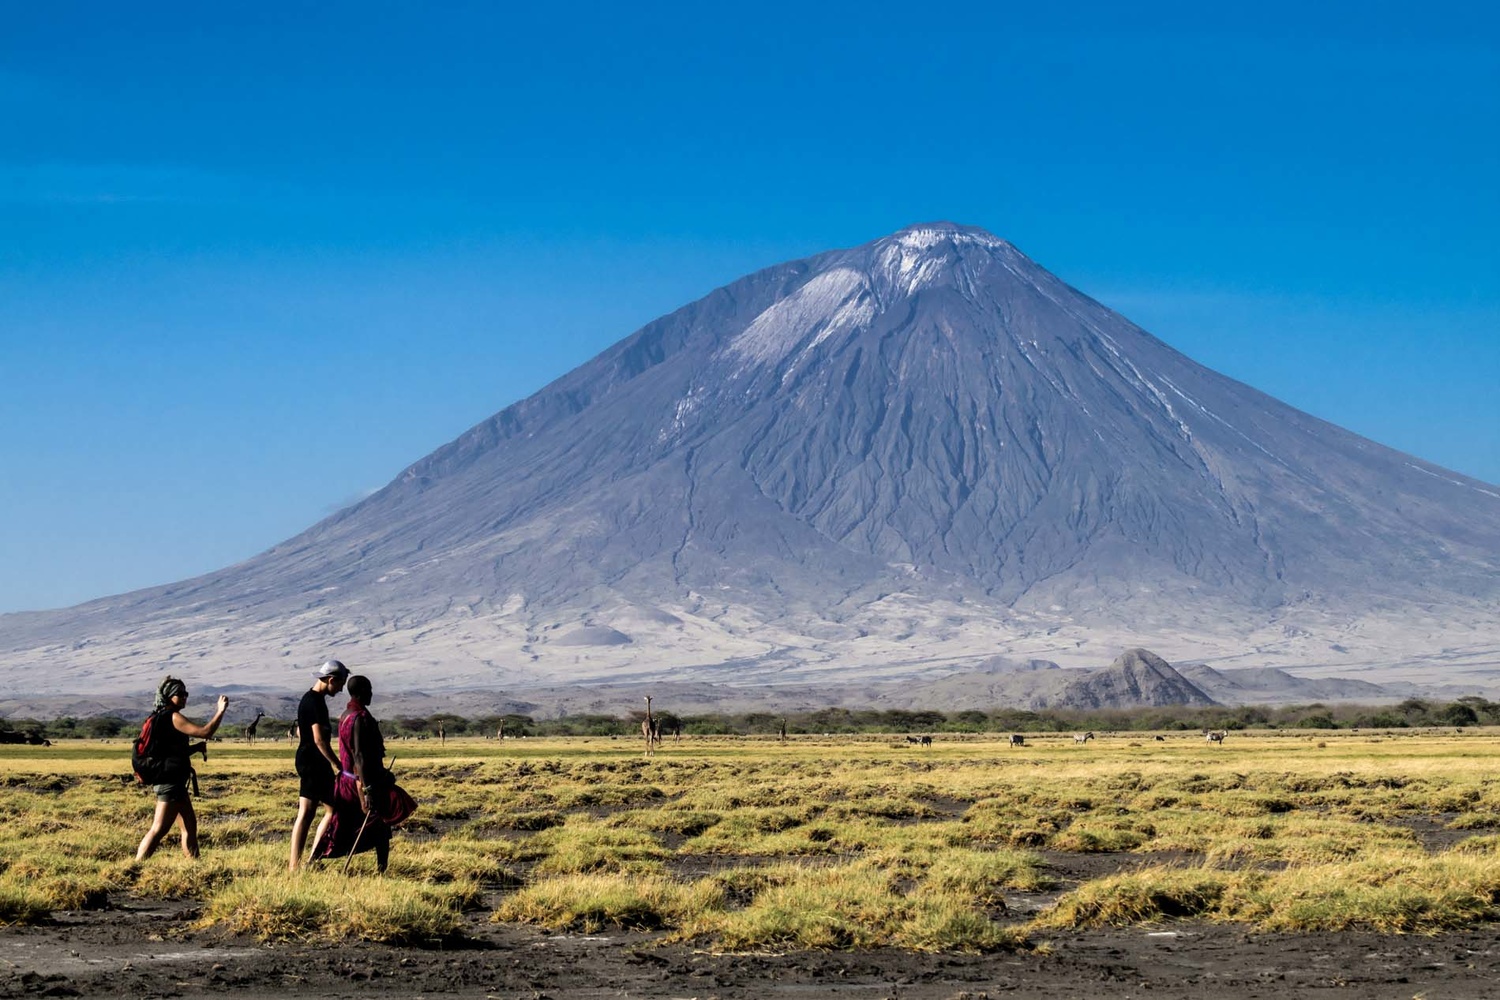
728, 267, 875, 366
873, 226, 1011, 297
887, 226, 1007, 254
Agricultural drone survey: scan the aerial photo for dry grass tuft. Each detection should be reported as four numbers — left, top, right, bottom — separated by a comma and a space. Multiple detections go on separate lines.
494, 872, 722, 933
200, 872, 466, 943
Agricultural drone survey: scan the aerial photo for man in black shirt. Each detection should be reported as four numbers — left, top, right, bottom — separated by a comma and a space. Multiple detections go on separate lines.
289, 659, 349, 871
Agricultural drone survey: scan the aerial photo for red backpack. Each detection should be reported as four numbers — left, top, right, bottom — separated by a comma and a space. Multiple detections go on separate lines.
130, 708, 178, 785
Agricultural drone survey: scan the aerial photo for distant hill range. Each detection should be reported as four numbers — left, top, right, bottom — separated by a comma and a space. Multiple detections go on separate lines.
0, 647, 1461, 723
3, 222, 1497, 709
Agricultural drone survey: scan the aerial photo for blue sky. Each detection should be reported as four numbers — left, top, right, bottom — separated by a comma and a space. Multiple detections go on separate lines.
2, 1, 1496, 613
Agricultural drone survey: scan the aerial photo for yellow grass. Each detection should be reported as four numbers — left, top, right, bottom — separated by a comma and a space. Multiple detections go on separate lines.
2, 729, 1500, 945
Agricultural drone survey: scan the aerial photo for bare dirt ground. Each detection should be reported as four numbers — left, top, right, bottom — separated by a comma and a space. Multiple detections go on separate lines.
4, 898, 1498, 1000
5, 850, 1498, 1000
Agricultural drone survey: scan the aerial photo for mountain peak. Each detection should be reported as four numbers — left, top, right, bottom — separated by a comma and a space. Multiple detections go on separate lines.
882, 220, 1010, 248
850, 222, 1033, 303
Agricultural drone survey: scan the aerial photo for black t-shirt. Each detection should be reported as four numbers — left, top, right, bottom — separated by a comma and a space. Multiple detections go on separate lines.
296, 690, 332, 765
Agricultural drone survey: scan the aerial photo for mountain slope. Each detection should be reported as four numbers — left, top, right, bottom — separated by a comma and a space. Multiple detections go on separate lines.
1175, 664, 1396, 705
4, 223, 1497, 698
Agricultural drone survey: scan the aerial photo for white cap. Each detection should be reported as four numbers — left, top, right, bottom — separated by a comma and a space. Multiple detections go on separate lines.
315, 659, 350, 679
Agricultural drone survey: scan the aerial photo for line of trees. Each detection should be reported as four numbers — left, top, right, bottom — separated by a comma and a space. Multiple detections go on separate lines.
5, 696, 1496, 743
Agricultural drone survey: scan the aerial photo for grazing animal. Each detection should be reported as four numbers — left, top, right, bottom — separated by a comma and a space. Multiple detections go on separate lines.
642, 696, 662, 757
1009, 734, 1025, 747
1206, 730, 1227, 745
779, 717, 787, 741
244, 711, 265, 743
920, 734, 932, 747
496, 721, 505, 740
1154, 735, 1166, 742
1074, 731, 1095, 744
906, 735, 923, 744
437, 723, 445, 745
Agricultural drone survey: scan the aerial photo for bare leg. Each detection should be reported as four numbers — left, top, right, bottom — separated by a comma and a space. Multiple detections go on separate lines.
177, 797, 200, 858
309, 804, 335, 862
289, 797, 320, 872
136, 800, 183, 861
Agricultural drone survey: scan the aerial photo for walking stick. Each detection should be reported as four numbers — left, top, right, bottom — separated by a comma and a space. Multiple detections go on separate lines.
341, 758, 393, 875
343, 799, 374, 874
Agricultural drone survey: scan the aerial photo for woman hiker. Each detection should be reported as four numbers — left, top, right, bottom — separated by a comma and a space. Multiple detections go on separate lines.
311, 674, 416, 873
135, 676, 228, 860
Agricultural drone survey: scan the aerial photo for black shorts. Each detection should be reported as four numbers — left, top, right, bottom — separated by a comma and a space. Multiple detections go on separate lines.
297, 757, 336, 804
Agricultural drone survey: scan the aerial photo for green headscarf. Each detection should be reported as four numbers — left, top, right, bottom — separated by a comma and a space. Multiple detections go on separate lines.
154, 676, 187, 711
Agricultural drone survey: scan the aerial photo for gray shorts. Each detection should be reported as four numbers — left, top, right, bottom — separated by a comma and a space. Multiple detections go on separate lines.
154, 782, 189, 803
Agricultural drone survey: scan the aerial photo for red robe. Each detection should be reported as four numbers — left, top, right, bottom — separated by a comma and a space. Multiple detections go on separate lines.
312, 702, 416, 861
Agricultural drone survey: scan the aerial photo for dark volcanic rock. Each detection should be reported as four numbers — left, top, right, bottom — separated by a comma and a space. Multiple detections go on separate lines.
3, 222, 1498, 698
553, 626, 633, 647
1048, 648, 1219, 710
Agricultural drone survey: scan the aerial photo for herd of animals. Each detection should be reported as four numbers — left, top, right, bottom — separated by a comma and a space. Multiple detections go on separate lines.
0, 730, 52, 746
0, 711, 1236, 750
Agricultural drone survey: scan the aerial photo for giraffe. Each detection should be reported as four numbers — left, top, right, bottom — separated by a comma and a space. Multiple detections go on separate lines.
245, 711, 265, 743
642, 696, 661, 757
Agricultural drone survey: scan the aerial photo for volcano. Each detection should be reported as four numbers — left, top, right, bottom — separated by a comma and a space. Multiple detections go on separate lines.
5, 223, 1498, 699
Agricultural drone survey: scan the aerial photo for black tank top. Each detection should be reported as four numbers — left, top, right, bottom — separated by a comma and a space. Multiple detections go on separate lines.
154, 707, 190, 760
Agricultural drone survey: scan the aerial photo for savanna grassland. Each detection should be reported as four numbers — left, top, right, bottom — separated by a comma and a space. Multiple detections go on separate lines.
3, 728, 1500, 956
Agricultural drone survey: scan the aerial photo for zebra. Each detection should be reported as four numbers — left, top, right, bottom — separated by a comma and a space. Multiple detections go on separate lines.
1074, 731, 1095, 744
1206, 730, 1227, 745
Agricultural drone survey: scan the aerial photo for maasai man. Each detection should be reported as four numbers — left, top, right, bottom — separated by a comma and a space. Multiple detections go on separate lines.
311, 674, 416, 873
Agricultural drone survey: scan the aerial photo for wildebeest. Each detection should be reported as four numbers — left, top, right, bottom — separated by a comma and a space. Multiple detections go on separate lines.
0, 731, 50, 746
1009, 734, 1025, 747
